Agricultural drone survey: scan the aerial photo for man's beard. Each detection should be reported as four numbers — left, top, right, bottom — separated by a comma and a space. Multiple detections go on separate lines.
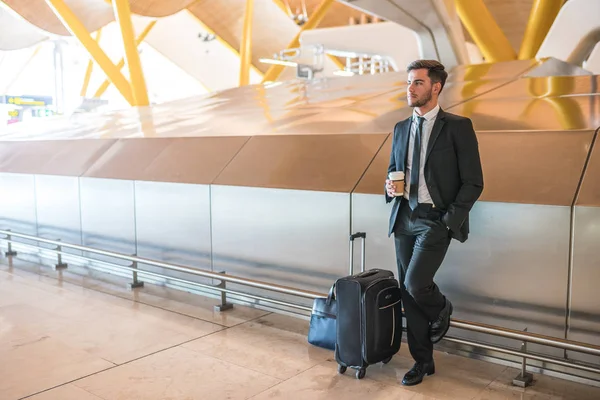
409, 89, 433, 107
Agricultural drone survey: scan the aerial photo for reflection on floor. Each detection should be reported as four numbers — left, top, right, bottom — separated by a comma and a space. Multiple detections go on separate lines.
2, 256, 600, 400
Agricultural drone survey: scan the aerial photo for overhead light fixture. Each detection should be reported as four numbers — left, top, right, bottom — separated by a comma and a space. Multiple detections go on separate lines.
333, 70, 355, 77
264, 81, 283, 89
259, 58, 298, 67
198, 32, 216, 42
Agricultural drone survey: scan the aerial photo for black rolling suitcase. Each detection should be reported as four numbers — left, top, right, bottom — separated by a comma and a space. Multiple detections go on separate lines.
334, 232, 403, 379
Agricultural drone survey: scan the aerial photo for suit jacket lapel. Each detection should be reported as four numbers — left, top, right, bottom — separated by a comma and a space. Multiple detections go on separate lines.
398, 118, 411, 171
425, 109, 446, 162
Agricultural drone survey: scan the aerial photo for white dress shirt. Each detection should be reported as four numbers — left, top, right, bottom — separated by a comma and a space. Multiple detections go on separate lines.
404, 104, 440, 205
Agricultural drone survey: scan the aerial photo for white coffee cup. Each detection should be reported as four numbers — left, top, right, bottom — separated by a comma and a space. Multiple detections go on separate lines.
388, 171, 405, 196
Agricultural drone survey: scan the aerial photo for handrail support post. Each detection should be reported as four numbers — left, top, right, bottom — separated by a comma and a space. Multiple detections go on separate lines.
214, 271, 234, 312
55, 239, 68, 270
4, 229, 17, 257
129, 253, 144, 289
513, 327, 534, 387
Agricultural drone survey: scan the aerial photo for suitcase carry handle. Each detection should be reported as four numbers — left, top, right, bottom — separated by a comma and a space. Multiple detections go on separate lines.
349, 232, 367, 275
355, 270, 377, 278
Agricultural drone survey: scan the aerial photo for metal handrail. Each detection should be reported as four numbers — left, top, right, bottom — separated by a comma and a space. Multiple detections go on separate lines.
0, 229, 321, 300
444, 336, 600, 375
2, 228, 600, 379
450, 319, 600, 357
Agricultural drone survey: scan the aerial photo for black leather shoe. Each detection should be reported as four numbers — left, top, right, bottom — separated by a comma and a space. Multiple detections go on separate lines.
430, 298, 453, 343
401, 361, 435, 386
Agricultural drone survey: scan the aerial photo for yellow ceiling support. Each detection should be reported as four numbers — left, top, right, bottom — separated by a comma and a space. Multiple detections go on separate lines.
185, 10, 264, 79
262, 0, 335, 83
455, 0, 517, 63
45, 0, 134, 105
518, 0, 564, 60
93, 21, 156, 98
239, 0, 254, 86
271, 0, 345, 71
272, 0, 292, 16
328, 56, 345, 70
112, 0, 149, 106
80, 28, 102, 97
45, 0, 135, 105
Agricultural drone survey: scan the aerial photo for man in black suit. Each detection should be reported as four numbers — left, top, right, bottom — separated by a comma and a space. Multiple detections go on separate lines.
385, 60, 484, 386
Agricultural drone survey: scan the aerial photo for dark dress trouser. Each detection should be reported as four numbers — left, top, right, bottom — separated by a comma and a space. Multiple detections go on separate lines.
394, 199, 451, 363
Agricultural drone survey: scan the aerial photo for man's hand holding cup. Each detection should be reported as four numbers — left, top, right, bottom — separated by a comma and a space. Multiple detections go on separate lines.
387, 171, 405, 198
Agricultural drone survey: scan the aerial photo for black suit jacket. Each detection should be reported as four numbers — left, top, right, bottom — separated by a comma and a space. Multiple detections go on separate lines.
385, 109, 484, 242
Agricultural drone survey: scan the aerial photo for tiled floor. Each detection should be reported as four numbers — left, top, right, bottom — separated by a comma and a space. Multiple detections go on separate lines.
2, 257, 600, 400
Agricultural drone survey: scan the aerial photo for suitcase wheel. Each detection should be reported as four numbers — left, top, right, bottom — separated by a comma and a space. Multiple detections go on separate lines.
355, 368, 366, 379
337, 365, 347, 374
382, 356, 393, 364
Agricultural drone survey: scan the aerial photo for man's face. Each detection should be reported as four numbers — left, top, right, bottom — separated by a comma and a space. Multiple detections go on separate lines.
407, 68, 438, 108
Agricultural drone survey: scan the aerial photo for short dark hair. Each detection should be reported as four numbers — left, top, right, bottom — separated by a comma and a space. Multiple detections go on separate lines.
407, 60, 448, 93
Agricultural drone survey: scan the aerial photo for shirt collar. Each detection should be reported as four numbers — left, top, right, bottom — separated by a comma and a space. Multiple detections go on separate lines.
413, 104, 440, 122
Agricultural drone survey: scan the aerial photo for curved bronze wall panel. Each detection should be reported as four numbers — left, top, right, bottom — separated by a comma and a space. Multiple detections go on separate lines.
83, 136, 250, 184
0, 139, 116, 175
205, 73, 406, 112
451, 95, 600, 131
82, 138, 170, 180
576, 130, 600, 206
213, 134, 388, 192
440, 79, 518, 102
343, 78, 517, 134
353, 134, 391, 194
0, 75, 523, 140
471, 76, 600, 100
267, 109, 387, 135
1, 62, 592, 141
476, 130, 594, 206
353, 130, 594, 206
344, 78, 514, 118
448, 59, 538, 82
3, 0, 114, 36
347, 109, 413, 134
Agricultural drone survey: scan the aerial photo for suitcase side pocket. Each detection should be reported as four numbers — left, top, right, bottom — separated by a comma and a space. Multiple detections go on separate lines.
336, 280, 364, 368
364, 284, 402, 363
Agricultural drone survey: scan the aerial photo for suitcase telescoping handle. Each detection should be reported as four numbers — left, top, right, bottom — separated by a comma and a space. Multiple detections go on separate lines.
349, 232, 366, 275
